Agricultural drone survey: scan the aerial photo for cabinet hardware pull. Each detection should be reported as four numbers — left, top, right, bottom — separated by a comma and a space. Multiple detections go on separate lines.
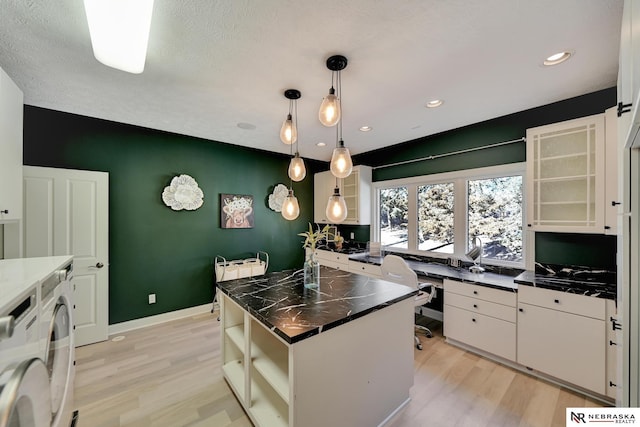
610, 340, 617, 346
612, 201, 622, 206
472, 318, 476, 322
473, 304, 477, 308
0, 209, 8, 214
618, 101, 632, 117
611, 316, 622, 331
519, 308, 524, 312
604, 226, 611, 230
473, 290, 478, 295
610, 381, 617, 387
554, 299, 559, 304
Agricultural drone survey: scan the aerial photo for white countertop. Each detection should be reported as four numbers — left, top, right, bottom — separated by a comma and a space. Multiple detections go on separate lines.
0, 255, 73, 312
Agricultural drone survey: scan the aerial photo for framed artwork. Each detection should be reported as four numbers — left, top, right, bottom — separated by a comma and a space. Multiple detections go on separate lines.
221, 194, 254, 229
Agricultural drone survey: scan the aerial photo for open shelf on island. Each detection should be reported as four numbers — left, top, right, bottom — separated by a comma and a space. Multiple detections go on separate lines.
250, 319, 289, 404
222, 359, 245, 400
225, 325, 245, 353
250, 375, 289, 427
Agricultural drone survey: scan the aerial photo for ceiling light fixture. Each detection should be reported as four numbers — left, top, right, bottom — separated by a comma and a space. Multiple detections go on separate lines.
322, 55, 353, 179
359, 126, 372, 132
425, 99, 443, 108
318, 55, 347, 127
326, 181, 348, 223
284, 90, 306, 182
83, 0, 155, 74
543, 51, 572, 66
317, 142, 326, 147
281, 188, 300, 221
280, 89, 300, 145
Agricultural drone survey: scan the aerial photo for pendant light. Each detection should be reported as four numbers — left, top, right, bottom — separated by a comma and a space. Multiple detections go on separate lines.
321, 55, 353, 179
281, 189, 300, 220
280, 89, 300, 145
283, 89, 306, 181
319, 55, 347, 127
288, 152, 306, 181
326, 181, 348, 223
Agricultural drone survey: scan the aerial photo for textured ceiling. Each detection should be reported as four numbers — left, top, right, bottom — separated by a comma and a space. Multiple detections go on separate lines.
0, 0, 623, 161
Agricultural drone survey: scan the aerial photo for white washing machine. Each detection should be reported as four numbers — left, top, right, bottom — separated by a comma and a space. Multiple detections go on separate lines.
0, 285, 52, 427
40, 261, 77, 427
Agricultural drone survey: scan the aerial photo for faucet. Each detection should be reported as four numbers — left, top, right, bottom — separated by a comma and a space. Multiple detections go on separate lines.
466, 236, 485, 274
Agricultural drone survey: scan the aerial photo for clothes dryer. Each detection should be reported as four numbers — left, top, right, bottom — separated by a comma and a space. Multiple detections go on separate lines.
0, 286, 51, 427
40, 262, 77, 427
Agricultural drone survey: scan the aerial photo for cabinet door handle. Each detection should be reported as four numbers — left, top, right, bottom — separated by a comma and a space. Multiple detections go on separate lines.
612, 201, 621, 206
519, 308, 524, 313
473, 290, 478, 295
610, 381, 618, 387
610, 340, 617, 346
554, 299, 559, 304
471, 318, 476, 323
473, 304, 478, 308
0, 209, 8, 214
618, 101, 632, 117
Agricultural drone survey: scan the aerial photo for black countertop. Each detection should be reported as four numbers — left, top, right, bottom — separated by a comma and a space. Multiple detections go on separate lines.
347, 252, 519, 292
514, 268, 616, 300
216, 266, 417, 344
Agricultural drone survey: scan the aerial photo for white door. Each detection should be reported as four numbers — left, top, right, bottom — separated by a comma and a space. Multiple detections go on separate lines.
23, 166, 109, 347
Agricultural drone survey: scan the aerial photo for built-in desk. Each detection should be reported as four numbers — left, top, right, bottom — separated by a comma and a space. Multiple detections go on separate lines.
216, 266, 417, 427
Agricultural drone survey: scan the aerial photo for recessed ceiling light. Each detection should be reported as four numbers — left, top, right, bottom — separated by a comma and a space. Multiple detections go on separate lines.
316, 142, 326, 147
237, 122, 256, 130
359, 126, 372, 132
425, 99, 443, 108
543, 51, 572, 66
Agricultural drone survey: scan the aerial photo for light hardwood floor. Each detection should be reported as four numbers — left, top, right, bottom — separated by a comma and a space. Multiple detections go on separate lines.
74, 312, 603, 427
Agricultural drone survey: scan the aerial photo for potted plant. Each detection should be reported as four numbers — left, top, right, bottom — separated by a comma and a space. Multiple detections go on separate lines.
298, 223, 330, 289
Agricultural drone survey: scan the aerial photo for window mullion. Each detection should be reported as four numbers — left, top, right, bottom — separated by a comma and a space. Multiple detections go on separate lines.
453, 178, 468, 258
407, 183, 418, 251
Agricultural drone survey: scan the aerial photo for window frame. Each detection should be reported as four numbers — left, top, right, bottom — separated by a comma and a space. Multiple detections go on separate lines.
371, 163, 527, 269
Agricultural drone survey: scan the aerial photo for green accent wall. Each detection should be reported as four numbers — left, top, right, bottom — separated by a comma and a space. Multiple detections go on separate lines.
352, 87, 618, 270
23, 106, 323, 324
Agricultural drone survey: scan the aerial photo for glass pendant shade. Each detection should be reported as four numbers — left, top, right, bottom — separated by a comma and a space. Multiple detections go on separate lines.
83, 0, 155, 74
281, 190, 300, 220
280, 114, 297, 145
288, 154, 306, 182
330, 143, 353, 179
318, 87, 341, 127
326, 187, 348, 223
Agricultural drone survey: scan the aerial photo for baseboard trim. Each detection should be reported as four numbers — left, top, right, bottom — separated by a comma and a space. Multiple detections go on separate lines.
108, 303, 214, 336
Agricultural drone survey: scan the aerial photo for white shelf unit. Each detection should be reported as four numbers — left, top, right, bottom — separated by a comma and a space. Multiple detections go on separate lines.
219, 292, 414, 427
526, 114, 605, 233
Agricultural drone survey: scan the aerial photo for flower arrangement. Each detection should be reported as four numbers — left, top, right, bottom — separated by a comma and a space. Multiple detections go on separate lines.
298, 223, 330, 250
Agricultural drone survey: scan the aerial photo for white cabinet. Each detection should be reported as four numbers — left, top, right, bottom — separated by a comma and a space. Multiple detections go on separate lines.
606, 299, 621, 400
348, 259, 382, 278
314, 249, 349, 270
313, 166, 372, 224
443, 279, 517, 361
617, 0, 640, 147
517, 286, 606, 395
604, 107, 621, 235
0, 66, 23, 223
526, 114, 606, 233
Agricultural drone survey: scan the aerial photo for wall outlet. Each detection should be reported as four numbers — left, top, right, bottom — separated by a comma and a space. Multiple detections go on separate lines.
350, 232, 355, 239
148, 293, 156, 304
448, 257, 460, 268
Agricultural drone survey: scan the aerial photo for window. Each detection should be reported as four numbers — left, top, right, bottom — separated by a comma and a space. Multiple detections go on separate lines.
418, 183, 454, 253
379, 187, 408, 249
373, 163, 525, 267
468, 176, 523, 263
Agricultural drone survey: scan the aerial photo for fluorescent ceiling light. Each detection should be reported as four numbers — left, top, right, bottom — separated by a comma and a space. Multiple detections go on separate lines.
83, 0, 155, 74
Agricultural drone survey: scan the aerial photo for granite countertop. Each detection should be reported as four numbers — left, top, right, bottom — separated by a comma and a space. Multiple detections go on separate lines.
216, 265, 417, 344
0, 255, 73, 310
514, 264, 616, 300
348, 252, 519, 292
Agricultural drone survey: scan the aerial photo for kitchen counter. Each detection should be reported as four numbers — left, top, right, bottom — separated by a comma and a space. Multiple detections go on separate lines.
217, 265, 416, 427
514, 269, 616, 300
216, 265, 417, 344
348, 252, 519, 292
0, 255, 73, 310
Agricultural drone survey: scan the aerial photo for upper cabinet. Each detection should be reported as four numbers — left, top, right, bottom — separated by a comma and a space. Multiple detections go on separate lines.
526, 114, 607, 233
314, 165, 372, 225
618, 0, 640, 148
0, 66, 23, 223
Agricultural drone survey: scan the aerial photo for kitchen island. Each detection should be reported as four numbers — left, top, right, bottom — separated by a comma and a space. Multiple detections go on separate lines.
216, 265, 417, 427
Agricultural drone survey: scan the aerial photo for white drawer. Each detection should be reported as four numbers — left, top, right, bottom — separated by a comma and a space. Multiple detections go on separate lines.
444, 291, 516, 323
348, 260, 381, 278
444, 279, 516, 307
444, 304, 516, 361
314, 250, 349, 265
518, 285, 605, 320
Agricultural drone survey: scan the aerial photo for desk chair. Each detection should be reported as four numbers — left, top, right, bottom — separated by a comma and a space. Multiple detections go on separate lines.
381, 254, 436, 350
